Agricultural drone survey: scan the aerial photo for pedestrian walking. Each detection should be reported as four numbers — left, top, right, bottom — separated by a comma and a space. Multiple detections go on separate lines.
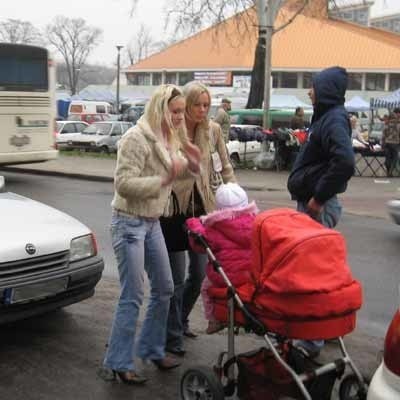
382, 108, 400, 177
165, 81, 236, 356
102, 84, 200, 384
214, 98, 232, 143
287, 66, 355, 357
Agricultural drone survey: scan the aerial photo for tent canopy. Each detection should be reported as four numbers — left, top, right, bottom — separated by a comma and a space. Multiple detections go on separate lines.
371, 88, 400, 109
345, 96, 370, 112
269, 94, 312, 110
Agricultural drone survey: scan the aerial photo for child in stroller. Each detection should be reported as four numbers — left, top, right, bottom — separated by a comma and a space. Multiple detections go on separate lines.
186, 182, 258, 335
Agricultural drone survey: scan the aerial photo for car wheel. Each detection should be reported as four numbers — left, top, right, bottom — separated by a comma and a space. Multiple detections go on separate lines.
100, 145, 109, 154
230, 153, 240, 169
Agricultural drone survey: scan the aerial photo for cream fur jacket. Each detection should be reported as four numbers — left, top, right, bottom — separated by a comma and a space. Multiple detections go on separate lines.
172, 120, 236, 215
112, 118, 181, 219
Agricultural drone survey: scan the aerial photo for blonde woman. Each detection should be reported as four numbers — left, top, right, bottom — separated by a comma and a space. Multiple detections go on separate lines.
102, 85, 199, 384
166, 81, 236, 356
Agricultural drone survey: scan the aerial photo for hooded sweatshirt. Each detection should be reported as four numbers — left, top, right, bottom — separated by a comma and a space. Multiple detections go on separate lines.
287, 66, 355, 204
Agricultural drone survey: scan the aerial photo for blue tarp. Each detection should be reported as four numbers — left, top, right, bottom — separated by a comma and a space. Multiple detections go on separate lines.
371, 89, 400, 109
57, 99, 70, 119
345, 96, 370, 112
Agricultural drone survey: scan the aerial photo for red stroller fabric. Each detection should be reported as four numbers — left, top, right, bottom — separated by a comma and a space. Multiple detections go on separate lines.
211, 208, 363, 339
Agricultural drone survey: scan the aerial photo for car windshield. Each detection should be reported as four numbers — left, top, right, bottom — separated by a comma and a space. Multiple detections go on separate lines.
82, 123, 112, 135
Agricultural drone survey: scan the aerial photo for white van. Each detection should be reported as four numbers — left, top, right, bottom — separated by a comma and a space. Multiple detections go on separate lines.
68, 101, 113, 116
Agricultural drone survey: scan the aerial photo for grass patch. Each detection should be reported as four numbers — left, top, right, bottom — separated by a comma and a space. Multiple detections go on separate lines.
59, 150, 117, 159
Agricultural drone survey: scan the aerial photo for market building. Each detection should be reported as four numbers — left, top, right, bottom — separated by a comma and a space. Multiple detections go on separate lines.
124, 0, 400, 103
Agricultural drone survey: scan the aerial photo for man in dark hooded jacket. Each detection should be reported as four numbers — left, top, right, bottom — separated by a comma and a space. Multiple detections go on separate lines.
287, 66, 355, 229
287, 66, 355, 359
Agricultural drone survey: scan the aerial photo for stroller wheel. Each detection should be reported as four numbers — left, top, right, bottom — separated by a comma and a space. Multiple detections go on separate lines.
180, 366, 225, 400
339, 374, 368, 400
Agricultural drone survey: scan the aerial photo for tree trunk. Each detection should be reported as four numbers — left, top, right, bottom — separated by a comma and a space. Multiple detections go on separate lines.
246, 35, 265, 109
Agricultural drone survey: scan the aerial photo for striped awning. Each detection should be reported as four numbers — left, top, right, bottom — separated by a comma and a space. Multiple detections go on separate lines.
371, 89, 400, 109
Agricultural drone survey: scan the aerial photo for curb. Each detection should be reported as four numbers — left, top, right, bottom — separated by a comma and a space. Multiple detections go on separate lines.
1, 167, 114, 183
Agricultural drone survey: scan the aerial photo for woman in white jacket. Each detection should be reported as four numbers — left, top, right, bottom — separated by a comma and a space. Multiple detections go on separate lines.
102, 84, 200, 384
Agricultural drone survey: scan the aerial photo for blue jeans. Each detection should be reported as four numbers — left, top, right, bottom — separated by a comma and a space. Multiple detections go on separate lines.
297, 195, 342, 229
166, 249, 207, 351
104, 211, 174, 372
296, 195, 342, 352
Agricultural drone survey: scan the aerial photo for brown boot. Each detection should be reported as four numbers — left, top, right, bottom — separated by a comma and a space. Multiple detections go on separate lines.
151, 355, 181, 370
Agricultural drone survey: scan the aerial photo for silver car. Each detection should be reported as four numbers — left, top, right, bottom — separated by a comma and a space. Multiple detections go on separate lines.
55, 121, 89, 150
68, 121, 132, 153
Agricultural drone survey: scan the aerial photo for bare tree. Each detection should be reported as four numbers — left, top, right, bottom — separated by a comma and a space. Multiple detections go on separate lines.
0, 19, 42, 45
126, 24, 154, 65
46, 16, 102, 95
164, 0, 312, 109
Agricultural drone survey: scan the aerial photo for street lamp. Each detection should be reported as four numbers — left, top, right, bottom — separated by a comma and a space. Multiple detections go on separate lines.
116, 45, 124, 114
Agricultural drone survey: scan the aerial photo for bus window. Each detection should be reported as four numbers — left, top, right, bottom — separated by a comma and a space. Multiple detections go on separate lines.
0, 43, 57, 165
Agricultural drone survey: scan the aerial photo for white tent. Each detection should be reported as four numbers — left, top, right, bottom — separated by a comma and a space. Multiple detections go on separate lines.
269, 94, 312, 110
345, 96, 370, 112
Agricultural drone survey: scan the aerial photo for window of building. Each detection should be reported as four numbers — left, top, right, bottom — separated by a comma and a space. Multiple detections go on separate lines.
366, 73, 385, 91
389, 74, 400, 91
347, 73, 362, 90
271, 72, 278, 88
165, 72, 176, 84
302, 72, 314, 89
152, 73, 162, 86
280, 72, 298, 88
393, 20, 400, 32
179, 72, 194, 86
137, 73, 151, 86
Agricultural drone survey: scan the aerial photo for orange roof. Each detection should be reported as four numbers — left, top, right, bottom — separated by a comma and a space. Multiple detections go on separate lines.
127, 5, 400, 72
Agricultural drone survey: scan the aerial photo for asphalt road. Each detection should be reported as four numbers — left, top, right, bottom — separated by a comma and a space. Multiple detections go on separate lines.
1, 171, 398, 399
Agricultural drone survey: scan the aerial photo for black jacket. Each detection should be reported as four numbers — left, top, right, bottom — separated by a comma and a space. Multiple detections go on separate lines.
287, 66, 355, 204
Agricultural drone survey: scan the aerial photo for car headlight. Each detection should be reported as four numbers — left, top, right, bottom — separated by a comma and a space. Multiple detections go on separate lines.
69, 234, 97, 262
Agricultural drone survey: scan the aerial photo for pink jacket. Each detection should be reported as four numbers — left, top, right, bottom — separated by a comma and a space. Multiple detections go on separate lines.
186, 202, 258, 288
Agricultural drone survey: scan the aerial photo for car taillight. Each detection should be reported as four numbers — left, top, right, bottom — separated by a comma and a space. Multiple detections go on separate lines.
383, 309, 400, 376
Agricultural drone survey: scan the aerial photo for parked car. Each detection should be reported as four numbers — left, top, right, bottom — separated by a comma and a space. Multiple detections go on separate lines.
226, 124, 264, 167
55, 121, 89, 150
0, 176, 104, 324
387, 199, 400, 225
119, 105, 145, 124
67, 113, 110, 124
367, 301, 400, 399
67, 121, 133, 153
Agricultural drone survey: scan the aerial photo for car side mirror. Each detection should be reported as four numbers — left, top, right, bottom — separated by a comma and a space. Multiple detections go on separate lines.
0, 176, 5, 192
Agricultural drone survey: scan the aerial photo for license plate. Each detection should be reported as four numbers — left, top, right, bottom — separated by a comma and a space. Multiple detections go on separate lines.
3, 277, 68, 305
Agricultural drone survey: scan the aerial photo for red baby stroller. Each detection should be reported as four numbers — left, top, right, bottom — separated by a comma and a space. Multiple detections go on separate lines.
180, 208, 368, 400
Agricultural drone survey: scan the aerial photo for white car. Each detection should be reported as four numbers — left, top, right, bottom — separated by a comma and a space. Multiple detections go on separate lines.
67, 121, 132, 153
227, 124, 263, 167
367, 304, 400, 399
55, 121, 89, 150
387, 199, 400, 225
0, 176, 103, 324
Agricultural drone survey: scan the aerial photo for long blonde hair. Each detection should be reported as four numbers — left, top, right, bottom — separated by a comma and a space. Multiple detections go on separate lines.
182, 81, 211, 127
143, 84, 186, 149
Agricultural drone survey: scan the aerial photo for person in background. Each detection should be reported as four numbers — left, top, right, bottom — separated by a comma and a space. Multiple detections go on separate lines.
186, 183, 258, 335
287, 66, 355, 358
382, 108, 400, 177
165, 81, 236, 357
102, 84, 200, 384
350, 114, 369, 148
214, 98, 232, 143
290, 107, 306, 130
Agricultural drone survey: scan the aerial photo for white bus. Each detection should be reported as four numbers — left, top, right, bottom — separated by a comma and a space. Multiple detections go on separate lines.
0, 43, 58, 165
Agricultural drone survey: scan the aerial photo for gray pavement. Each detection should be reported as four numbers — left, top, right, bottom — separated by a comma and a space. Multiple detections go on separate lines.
3, 153, 400, 219
1, 153, 399, 398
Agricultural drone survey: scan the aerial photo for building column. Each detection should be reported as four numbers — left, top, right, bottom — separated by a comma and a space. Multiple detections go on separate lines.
162, 70, 166, 84
361, 73, 367, 91
149, 73, 153, 86
297, 72, 303, 89
176, 72, 179, 86
384, 73, 390, 91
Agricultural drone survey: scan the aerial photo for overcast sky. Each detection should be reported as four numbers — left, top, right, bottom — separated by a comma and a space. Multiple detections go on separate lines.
1, 0, 399, 67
